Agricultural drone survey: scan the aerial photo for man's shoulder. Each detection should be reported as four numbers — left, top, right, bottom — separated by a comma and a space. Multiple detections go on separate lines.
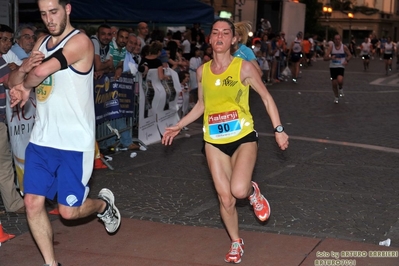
10, 44, 28, 60
90, 35, 99, 43
3, 50, 22, 65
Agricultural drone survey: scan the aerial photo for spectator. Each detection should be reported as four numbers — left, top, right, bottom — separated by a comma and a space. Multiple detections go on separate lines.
11, 25, 36, 60
110, 26, 118, 40
181, 29, 192, 60
202, 44, 213, 64
137, 22, 149, 51
166, 40, 186, 72
90, 24, 114, 78
255, 50, 269, 84
177, 70, 190, 123
260, 18, 271, 35
0, 24, 25, 214
188, 47, 202, 107
109, 28, 129, 68
140, 41, 166, 80
34, 27, 49, 40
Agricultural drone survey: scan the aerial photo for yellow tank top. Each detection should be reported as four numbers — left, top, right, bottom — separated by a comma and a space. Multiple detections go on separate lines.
202, 57, 254, 144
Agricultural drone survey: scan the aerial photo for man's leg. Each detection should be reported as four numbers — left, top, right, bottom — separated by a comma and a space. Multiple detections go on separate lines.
58, 198, 106, 220
337, 74, 345, 99
332, 79, 339, 103
58, 189, 120, 234
0, 123, 24, 212
24, 194, 57, 266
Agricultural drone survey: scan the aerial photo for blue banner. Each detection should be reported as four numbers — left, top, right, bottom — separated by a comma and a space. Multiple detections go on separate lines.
94, 73, 135, 124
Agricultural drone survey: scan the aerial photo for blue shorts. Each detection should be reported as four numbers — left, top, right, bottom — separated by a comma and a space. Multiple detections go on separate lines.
24, 143, 94, 207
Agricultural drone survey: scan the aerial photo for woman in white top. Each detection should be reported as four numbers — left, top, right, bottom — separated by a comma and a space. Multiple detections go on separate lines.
360, 37, 371, 71
181, 29, 192, 60
383, 36, 394, 75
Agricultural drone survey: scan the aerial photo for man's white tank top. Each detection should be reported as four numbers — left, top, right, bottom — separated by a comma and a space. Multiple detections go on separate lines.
30, 29, 95, 152
329, 43, 346, 68
384, 42, 393, 54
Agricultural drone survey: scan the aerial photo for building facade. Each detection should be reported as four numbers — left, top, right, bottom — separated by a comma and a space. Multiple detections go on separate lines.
320, 0, 399, 42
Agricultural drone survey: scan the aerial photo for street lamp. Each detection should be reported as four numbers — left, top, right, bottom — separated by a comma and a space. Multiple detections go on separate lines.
322, 4, 333, 41
348, 12, 354, 43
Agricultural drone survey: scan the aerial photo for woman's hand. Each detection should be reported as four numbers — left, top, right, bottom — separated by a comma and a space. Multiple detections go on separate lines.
161, 124, 182, 145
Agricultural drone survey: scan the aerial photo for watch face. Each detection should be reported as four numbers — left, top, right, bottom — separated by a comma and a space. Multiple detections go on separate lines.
276, 126, 284, 132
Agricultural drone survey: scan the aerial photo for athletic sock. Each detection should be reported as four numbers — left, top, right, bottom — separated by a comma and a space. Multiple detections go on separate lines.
99, 200, 109, 215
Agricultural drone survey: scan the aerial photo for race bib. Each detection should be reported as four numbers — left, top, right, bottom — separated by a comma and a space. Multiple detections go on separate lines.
208, 110, 241, 139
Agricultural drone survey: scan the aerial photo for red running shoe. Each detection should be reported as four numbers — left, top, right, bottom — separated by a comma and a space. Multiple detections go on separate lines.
249, 181, 271, 221
225, 238, 244, 264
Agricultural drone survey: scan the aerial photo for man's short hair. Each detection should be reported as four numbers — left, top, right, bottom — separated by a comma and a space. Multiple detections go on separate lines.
37, 0, 70, 7
117, 28, 129, 36
14, 25, 35, 40
97, 24, 111, 33
0, 24, 14, 34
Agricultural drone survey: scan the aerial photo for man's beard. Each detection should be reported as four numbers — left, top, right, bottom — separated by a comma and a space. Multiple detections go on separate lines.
49, 13, 67, 37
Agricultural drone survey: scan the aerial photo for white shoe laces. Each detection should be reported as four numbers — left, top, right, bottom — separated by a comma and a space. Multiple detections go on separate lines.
229, 241, 243, 255
250, 196, 264, 211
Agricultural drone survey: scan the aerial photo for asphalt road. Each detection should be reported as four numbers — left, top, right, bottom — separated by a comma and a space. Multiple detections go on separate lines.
1, 56, 399, 249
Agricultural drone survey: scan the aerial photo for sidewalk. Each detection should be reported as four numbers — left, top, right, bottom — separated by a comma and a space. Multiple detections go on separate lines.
1, 217, 398, 266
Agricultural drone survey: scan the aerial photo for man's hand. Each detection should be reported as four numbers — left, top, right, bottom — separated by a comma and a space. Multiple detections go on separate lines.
19, 51, 45, 74
114, 67, 122, 80
94, 70, 104, 80
8, 63, 18, 71
9, 83, 32, 108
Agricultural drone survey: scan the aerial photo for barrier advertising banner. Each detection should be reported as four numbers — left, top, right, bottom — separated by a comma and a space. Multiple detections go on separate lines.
137, 69, 181, 145
6, 90, 36, 192
137, 71, 161, 145
156, 68, 181, 135
94, 73, 135, 124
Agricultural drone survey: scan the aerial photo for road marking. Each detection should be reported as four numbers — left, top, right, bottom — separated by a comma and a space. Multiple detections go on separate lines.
370, 75, 399, 86
259, 133, 399, 154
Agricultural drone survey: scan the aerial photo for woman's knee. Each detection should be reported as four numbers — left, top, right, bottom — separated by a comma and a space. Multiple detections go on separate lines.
230, 182, 251, 199
219, 194, 236, 210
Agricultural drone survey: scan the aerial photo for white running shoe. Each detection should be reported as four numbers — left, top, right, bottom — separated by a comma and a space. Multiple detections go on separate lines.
97, 188, 121, 233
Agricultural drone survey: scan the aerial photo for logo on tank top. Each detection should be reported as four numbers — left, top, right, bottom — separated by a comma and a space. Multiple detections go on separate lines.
36, 75, 53, 102
222, 76, 238, 87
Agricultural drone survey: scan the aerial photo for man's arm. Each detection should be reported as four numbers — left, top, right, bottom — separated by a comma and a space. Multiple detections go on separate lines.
93, 54, 113, 72
324, 46, 333, 61
24, 33, 93, 88
8, 35, 46, 88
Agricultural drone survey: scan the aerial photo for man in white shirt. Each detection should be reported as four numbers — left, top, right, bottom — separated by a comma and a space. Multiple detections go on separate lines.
91, 24, 114, 78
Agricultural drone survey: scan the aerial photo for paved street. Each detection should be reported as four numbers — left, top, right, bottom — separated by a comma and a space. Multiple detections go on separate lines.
1, 56, 399, 252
